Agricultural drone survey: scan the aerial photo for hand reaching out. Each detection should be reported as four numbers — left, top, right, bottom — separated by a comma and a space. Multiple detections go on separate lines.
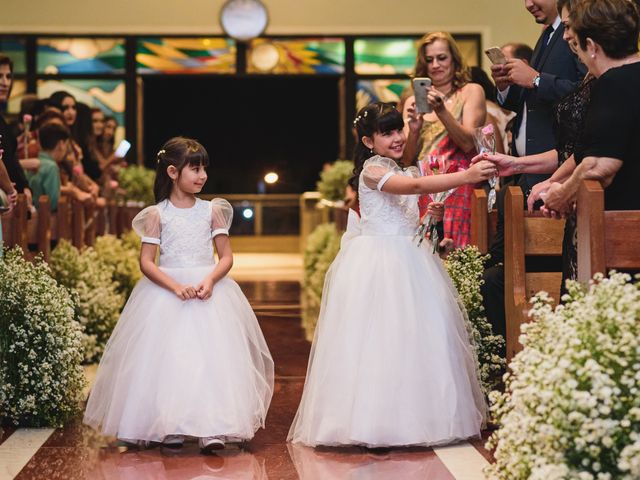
471, 152, 517, 177
465, 160, 498, 184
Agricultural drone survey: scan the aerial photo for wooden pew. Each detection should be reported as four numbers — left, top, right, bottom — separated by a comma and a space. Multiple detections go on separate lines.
504, 186, 565, 361
1, 194, 108, 260
108, 200, 119, 235
57, 195, 72, 242
577, 180, 640, 282
470, 188, 498, 254
72, 198, 86, 249
35, 197, 51, 261
1, 193, 28, 250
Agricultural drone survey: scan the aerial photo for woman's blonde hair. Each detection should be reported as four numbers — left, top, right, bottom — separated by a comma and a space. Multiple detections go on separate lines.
413, 32, 471, 92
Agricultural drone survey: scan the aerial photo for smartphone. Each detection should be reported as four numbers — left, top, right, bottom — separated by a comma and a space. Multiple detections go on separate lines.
484, 46, 507, 65
114, 139, 131, 158
412, 77, 432, 114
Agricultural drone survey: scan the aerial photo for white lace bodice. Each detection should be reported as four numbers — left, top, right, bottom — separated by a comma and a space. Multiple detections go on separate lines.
358, 156, 420, 236
132, 198, 233, 268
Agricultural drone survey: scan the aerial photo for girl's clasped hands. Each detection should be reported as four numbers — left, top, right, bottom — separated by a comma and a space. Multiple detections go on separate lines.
174, 277, 215, 301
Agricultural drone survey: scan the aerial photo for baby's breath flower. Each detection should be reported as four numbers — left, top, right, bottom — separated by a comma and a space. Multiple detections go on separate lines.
0, 248, 85, 427
485, 273, 640, 479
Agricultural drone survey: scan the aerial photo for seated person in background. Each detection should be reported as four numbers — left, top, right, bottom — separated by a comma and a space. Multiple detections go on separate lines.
27, 123, 70, 212
501, 42, 534, 65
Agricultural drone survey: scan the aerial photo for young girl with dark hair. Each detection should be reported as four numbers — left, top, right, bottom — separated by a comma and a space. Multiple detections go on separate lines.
288, 102, 494, 448
84, 137, 274, 453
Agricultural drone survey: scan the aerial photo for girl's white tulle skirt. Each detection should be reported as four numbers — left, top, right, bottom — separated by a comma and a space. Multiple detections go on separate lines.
288, 235, 487, 448
84, 265, 274, 442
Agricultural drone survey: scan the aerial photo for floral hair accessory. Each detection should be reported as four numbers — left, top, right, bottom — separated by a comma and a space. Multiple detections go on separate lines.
157, 149, 166, 164
352, 110, 369, 127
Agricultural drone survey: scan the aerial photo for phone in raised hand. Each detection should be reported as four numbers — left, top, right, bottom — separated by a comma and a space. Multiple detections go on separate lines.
114, 139, 131, 158
412, 77, 433, 114
484, 47, 507, 65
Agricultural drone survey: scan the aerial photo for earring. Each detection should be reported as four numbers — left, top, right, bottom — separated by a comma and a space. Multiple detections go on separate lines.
591, 54, 595, 58
370, 148, 374, 154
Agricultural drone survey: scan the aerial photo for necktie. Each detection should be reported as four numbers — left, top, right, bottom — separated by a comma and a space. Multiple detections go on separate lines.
536, 25, 555, 64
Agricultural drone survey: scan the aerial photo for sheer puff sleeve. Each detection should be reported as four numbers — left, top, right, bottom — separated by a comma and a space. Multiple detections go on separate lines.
210, 198, 234, 238
361, 156, 401, 191
131, 206, 161, 245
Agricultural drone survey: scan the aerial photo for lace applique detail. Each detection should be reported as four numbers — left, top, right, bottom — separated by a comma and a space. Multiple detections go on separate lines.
358, 155, 419, 236
155, 198, 217, 268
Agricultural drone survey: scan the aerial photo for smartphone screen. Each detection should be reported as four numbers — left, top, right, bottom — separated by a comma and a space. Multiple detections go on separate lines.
115, 139, 131, 158
412, 77, 432, 114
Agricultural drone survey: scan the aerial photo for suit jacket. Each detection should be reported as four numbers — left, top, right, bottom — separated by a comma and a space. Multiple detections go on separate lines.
502, 23, 586, 193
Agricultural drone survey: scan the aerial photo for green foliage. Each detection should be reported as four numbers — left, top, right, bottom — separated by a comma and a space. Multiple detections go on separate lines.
93, 234, 142, 301
118, 165, 156, 206
445, 246, 506, 394
50, 240, 124, 363
316, 160, 354, 202
302, 223, 341, 339
0, 248, 85, 427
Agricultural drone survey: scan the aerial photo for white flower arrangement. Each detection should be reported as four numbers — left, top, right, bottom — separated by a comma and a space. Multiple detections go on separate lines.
93, 232, 142, 301
444, 246, 506, 394
0, 248, 85, 427
50, 240, 124, 363
486, 272, 640, 479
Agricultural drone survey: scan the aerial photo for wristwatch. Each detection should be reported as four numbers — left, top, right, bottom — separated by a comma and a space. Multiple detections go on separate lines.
532, 73, 541, 88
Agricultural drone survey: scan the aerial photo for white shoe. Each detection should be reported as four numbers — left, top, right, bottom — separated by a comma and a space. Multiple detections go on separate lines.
199, 436, 225, 454
162, 434, 184, 448
118, 438, 156, 449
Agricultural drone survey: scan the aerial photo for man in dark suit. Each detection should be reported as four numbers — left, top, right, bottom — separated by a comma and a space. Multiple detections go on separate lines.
481, 0, 586, 341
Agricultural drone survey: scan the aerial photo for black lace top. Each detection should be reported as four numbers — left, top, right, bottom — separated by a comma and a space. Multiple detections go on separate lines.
553, 75, 596, 164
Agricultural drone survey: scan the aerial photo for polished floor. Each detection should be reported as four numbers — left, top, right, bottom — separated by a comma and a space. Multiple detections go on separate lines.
1, 269, 495, 479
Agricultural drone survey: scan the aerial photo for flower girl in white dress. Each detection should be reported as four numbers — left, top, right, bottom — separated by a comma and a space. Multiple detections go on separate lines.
288, 102, 495, 448
84, 137, 274, 453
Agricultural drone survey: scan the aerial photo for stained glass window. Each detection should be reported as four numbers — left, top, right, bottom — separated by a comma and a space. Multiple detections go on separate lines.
137, 38, 235, 74
354, 38, 418, 75
355, 36, 480, 75
247, 38, 345, 74
356, 79, 410, 112
37, 38, 125, 74
37, 79, 126, 139
0, 38, 27, 75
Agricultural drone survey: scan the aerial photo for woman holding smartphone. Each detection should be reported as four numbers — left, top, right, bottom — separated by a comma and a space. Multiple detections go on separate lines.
403, 31, 486, 248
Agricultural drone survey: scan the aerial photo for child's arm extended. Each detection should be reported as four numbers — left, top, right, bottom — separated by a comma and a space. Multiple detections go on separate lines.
139, 244, 197, 300
368, 160, 496, 195
195, 234, 233, 300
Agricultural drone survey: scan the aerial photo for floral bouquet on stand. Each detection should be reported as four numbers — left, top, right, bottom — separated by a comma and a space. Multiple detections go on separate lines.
473, 124, 498, 212
414, 155, 457, 252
